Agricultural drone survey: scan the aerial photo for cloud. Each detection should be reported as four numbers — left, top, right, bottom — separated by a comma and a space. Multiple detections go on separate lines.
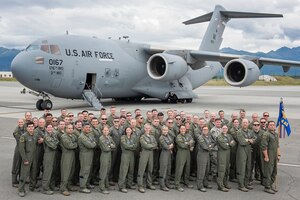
0, 0, 300, 52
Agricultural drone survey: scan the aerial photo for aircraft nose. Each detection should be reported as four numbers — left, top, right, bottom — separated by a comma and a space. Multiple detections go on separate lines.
11, 51, 31, 84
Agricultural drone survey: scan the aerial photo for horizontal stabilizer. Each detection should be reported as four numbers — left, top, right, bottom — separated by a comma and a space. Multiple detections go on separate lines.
183, 12, 213, 25
183, 8, 282, 25
220, 11, 282, 19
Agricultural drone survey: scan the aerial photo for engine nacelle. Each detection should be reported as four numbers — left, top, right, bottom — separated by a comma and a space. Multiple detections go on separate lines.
224, 58, 260, 87
147, 53, 188, 81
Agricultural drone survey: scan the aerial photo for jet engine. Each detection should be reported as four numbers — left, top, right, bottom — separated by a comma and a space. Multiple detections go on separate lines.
147, 53, 188, 81
224, 58, 260, 87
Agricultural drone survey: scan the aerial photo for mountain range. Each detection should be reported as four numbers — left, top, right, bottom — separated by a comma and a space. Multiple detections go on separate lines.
1, 46, 300, 75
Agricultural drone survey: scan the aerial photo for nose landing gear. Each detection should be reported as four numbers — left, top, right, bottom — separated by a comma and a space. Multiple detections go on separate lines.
21, 88, 53, 110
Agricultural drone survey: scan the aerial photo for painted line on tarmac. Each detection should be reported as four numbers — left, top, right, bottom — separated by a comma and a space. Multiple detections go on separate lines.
0, 136, 14, 140
279, 163, 300, 168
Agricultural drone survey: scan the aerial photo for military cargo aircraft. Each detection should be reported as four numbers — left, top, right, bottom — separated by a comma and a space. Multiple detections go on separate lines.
11, 5, 300, 110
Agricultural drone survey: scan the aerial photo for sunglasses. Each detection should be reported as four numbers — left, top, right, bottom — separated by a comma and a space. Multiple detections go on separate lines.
101, 118, 107, 120
69, 115, 74, 117
52, 120, 58, 122
253, 124, 260, 126
264, 115, 269, 117
260, 121, 266, 124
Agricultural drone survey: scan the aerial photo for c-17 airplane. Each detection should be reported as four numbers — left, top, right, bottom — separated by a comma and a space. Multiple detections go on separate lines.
11, 5, 300, 110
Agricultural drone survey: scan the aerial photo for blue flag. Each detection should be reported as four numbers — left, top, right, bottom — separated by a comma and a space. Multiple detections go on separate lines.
276, 98, 291, 136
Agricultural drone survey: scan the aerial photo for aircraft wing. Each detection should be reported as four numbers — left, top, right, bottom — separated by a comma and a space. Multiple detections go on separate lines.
189, 50, 300, 71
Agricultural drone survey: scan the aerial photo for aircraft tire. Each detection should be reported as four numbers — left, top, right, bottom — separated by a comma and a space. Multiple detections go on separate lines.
169, 94, 178, 104
133, 97, 142, 102
178, 99, 185, 104
41, 100, 53, 110
36, 99, 44, 110
186, 98, 193, 103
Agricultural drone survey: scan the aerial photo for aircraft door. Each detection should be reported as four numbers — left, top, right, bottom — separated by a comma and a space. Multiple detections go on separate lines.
84, 73, 97, 90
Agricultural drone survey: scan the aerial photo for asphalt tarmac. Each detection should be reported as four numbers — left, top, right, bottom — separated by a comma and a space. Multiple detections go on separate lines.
0, 81, 299, 200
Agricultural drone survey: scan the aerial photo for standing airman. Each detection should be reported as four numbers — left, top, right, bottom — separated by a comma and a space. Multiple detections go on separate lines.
99, 126, 116, 194
216, 125, 236, 192
159, 125, 174, 191
261, 121, 280, 194
78, 123, 97, 193
42, 124, 59, 195
18, 121, 38, 197
60, 124, 78, 196
118, 127, 137, 193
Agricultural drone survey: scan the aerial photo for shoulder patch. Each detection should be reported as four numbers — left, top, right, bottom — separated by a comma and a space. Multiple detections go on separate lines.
262, 133, 268, 140
45, 136, 52, 141
19, 136, 25, 143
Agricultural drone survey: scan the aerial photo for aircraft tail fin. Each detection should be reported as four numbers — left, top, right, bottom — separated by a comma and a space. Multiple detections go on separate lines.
183, 5, 283, 52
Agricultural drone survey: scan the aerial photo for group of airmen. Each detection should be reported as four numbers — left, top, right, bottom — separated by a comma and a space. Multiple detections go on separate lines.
12, 106, 280, 197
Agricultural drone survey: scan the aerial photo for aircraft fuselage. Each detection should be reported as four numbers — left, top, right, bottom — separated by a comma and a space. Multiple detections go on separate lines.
12, 35, 221, 103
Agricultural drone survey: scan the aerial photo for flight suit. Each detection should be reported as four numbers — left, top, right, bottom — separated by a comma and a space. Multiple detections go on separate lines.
196, 134, 214, 189
221, 118, 230, 126
189, 127, 198, 178
168, 128, 177, 176
18, 132, 38, 193
60, 133, 78, 192
207, 120, 215, 130
216, 133, 236, 189
137, 134, 158, 188
34, 127, 46, 179
109, 126, 122, 182
228, 126, 239, 180
236, 129, 257, 188
251, 129, 264, 182
159, 133, 173, 188
132, 127, 142, 182
53, 129, 64, 186
42, 132, 59, 191
12, 125, 25, 185
261, 130, 279, 189
107, 114, 116, 127
174, 133, 194, 188
118, 135, 137, 190
151, 125, 161, 182
91, 126, 101, 184
78, 132, 97, 189
72, 128, 81, 185
209, 127, 221, 178
99, 135, 116, 191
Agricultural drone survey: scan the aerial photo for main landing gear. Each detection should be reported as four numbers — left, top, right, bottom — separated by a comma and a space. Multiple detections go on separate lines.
161, 93, 193, 104
21, 88, 53, 110
36, 99, 53, 110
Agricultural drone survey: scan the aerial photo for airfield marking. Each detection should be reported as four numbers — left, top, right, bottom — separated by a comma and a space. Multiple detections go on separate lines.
278, 163, 300, 168
0, 136, 15, 140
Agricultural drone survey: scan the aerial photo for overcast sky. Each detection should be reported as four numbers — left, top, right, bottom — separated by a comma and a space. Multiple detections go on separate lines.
1, 0, 300, 52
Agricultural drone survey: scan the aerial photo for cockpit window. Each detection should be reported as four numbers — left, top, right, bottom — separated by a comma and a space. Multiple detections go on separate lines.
26, 43, 61, 55
40, 45, 50, 53
50, 45, 61, 55
26, 44, 39, 51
